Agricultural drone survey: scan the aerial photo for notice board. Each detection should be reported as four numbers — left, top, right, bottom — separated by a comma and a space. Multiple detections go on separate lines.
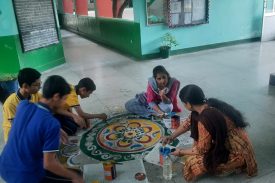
13, 0, 59, 52
167, 0, 209, 28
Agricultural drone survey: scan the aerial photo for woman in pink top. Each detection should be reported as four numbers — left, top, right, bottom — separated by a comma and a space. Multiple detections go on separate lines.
125, 65, 181, 117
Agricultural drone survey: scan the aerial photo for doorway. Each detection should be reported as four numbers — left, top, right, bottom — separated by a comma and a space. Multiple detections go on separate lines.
262, 0, 275, 41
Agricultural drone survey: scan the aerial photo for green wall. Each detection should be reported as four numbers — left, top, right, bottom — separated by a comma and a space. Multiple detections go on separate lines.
15, 36, 65, 71
135, 0, 265, 56
0, 0, 65, 78
58, 0, 264, 59
0, 0, 20, 76
59, 14, 142, 58
0, 36, 20, 76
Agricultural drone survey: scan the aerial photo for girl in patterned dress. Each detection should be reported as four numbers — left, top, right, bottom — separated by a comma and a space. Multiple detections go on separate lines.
162, 84, 257, 181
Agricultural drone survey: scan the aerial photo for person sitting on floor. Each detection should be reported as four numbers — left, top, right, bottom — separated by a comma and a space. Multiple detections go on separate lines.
55, 77, 107, 135
2, 68, 69, 143
0, 75, 84, 183
162, 84, 257, 181
2, 68, 42, 142
125, 65, 181, 118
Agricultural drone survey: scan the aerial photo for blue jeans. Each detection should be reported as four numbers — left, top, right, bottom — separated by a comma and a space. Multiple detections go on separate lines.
0, 79, 18, 103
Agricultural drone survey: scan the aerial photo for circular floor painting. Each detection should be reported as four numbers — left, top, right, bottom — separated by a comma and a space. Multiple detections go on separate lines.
80, 114, 178, 162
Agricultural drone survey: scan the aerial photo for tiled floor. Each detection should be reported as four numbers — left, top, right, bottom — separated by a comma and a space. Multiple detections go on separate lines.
1, 30, 275, 182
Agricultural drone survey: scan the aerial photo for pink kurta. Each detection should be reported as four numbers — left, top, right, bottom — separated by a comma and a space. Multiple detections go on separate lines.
146, 79, 181, 112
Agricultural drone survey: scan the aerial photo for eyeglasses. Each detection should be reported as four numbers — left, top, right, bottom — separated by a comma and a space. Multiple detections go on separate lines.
31, 81, 42, 88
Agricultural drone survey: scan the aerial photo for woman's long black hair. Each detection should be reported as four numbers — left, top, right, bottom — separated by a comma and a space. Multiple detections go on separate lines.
207, 98, 248, 128
179, 84, 249, 128
179, 84, 249, 172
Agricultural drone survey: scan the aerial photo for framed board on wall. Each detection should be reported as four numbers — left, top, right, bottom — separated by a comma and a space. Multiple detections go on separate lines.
167, 0, 209, 28
13, 0, 59, 52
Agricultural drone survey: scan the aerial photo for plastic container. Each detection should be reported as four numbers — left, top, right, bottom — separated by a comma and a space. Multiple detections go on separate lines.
159, 146, 171, 166
103, 162, 117, 180
162, 117, 171, 129
163, 155, 172, 180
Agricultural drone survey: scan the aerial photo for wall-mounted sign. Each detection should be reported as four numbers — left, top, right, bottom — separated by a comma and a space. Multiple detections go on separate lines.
13, 0, 59, 52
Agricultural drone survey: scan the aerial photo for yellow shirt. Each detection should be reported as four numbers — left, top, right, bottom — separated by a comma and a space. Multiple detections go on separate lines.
2, 91, 42, 142
2, 92, 42, 128
63, 85, 80, 111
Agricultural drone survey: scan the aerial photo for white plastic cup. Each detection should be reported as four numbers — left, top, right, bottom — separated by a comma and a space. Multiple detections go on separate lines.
162, 118, 171, 128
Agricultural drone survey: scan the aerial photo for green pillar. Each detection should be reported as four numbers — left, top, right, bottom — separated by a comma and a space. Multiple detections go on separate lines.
0, 0, 65, 79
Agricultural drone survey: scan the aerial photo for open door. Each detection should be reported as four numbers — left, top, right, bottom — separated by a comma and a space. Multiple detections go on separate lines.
262, 0, 275, 41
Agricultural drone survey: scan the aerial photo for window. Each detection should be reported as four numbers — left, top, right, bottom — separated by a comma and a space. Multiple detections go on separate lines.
167, 0, 209, 28
146, 0, 165, 25
265, 0, 275, 13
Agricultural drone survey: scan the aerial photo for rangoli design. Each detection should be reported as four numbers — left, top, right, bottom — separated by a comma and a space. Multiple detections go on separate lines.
80, 114, 178, 162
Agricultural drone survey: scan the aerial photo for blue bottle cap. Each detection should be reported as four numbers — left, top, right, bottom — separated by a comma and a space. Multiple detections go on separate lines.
159, 147, 171, 156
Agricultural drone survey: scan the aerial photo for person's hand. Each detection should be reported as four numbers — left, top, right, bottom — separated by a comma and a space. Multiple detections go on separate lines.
72, 114, 86, 128
60, 129, 68, 144
159, 88, 167, 97
162, 135, 174, 146
98, 113, 107, 121
71, 174, 84, 183
152, 111, 165, 118
158, 112, 166, 118
85, 119, 91, 129
170, 148, 182, 157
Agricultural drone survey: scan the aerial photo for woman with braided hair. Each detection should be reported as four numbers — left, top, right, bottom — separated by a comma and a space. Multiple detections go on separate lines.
162, 84, 257, 181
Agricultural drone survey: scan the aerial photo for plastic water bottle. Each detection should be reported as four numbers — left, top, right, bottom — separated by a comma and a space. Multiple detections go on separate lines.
163, 155, 172, 180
